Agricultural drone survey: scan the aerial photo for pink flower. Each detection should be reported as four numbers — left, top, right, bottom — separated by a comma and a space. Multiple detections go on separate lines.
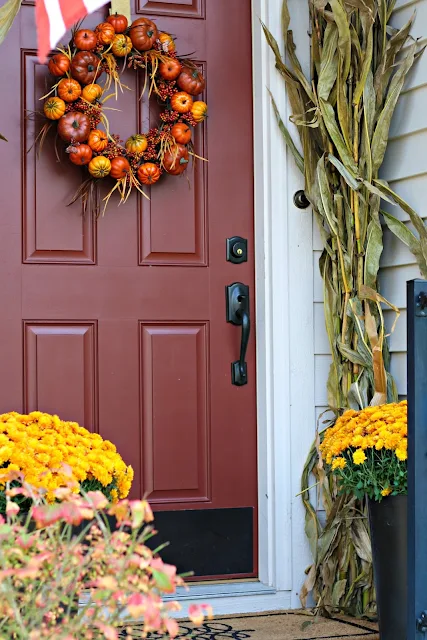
165, 618, 179, 637
86, 491, 109, 510
188, 604, 213, 625
5, 501, 20, 517
93, 623, 118, 640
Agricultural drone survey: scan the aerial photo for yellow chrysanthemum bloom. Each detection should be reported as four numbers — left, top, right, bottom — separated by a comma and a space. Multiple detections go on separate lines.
352, 449, 367, 465
381, 487, 392, 497
0, 411, 133, 503
331, 457, 347, 470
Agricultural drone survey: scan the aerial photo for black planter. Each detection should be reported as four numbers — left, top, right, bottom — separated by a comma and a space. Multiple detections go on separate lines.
368, 495, 407, 640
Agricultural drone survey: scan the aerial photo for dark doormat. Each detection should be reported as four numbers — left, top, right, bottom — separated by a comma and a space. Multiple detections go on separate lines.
119, 610, 379, 639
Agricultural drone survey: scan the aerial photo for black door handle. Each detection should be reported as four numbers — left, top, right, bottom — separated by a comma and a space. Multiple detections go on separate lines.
226, 283, 250, 386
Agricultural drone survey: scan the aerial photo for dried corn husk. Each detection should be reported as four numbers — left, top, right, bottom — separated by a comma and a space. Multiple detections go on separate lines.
264, 0, 425, 617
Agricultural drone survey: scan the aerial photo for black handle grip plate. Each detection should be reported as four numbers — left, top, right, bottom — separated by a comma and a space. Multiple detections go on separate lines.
226, 282, 250, 386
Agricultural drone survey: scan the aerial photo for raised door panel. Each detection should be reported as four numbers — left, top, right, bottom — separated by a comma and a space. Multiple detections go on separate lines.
137, 0, 205, 19
140, 322, 210, 503
24, 322, 98, 430
21, 52, 96, 264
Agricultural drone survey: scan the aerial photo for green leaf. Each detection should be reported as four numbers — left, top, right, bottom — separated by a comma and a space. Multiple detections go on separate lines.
317, 155, 338, 236
327, 154, 359, 190
353, 26, 373, 106
268, 90, 304, 174
381, 210, 421, 252
318, 23, 339, 100
319, 98, 358, 173
338, 343, 371, 367
371, 41, 417, 173
330, 0, 352, 82
0, 0, 20, 46
364, 219, 383, 289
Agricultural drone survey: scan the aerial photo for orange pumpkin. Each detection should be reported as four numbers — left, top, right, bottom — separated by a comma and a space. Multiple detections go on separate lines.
74, 29, 97, 51
43, 97, 66, 120
159, 58, 181, 81
177, 67, 205, 96
125, 134, 148, 154
95, 22, 116, 46
88, 156, 111, 178
82, 83, 103, 103
106, 13, 128, 33
170, 92, 193, 114
112, 34, 132, 57
129, 17, 158, 51
57, 78, 82, 102
110, 156, 131, 179
158, 32, 175, 53
68, 144, 93, 165
88, 129, 108, 152
138, 162, 161, 185
48, 53, 70, 77
171, 122, 191, 145
163, 144, 189, 176
191, 100, 208, 123
57, 112, 91, 143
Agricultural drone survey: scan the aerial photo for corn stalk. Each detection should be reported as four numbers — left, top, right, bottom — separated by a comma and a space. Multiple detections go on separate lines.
263, 0, 426, 618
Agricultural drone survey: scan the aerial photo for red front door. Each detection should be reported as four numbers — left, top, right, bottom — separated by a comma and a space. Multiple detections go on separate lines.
0, 0, 257, 579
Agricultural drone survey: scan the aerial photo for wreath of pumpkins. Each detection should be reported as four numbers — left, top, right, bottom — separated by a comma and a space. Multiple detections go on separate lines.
40, 13, 207, 215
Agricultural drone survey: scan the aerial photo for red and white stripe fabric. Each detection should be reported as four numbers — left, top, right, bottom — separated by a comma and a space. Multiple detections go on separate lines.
36, 0, 111, 62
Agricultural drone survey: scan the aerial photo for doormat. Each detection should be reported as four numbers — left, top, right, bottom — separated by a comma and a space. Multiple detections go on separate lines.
118, 611, 379, 639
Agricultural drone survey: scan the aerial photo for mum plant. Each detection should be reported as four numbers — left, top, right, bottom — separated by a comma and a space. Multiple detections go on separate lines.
320, 400, 407, 500
0, 411, 134, 514
263, 0, 426, 618
0, 472, 212, 639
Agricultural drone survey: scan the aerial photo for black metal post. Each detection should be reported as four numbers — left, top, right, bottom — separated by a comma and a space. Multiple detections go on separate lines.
407, 279, 427, 638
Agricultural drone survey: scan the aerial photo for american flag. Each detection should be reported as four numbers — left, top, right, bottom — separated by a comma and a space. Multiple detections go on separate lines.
36, 0, 114, 62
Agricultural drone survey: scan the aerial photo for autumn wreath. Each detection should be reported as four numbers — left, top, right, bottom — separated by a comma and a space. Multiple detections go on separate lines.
40, 13, 207, 215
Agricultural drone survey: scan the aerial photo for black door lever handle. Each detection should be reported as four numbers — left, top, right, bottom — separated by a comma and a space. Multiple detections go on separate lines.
226, 283, 250, 386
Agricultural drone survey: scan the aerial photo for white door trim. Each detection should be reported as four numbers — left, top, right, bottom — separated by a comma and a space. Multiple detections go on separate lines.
174, 0, 316, 617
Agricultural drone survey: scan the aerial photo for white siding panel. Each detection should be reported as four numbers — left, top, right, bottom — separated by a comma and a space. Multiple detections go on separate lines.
390, 86, 427, 139
380, 264, 420, 308
314, 302, 329, 355
381, 131, 427, 182
382, 174, 427, 222
315, 355, 332, 406
384, 309, 407, 352
390, 353, 408, 395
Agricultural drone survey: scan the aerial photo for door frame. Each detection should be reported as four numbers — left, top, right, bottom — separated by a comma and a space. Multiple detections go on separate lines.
173, 0, 316, 616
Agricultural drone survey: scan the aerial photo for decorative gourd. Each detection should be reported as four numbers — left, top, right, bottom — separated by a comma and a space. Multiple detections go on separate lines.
106, 13, 128, 33
88, 129, 108, 152
112, 34, 132, 57
163, 144, 189, 176
57, 112, 91, 143
95, 22, 116, 46
74, 29, 97, 51
48, 53, 70, 77
171, 123, 191, 145
170, 92, 193, 114
129, 17, 158, 51
158, 32, 175, 53
88, 156, 112, 178
138, 162, 161, 185
110, 156, 131, 179
57, 78, 82, 103
68, 144, 93, 165
82, 83, 103, 103
158, 58, 182, 81
43, 97, 66, 120
71, 51, 102, 85
125, 134, 148, 154
177, 67, 205, 96
191, 101, 208, 123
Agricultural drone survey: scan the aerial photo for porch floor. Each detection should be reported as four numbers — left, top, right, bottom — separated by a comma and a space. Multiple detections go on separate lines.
120, 610, 379, 638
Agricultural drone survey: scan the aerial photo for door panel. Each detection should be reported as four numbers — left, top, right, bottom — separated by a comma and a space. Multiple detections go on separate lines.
0, 0, 257, 579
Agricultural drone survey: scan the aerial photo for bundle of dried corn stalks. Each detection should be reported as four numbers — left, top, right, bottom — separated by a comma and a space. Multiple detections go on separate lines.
263, 0, 426, 618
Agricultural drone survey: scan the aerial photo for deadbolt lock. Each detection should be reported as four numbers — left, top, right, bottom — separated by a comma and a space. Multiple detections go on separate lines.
226, 236, 248, 264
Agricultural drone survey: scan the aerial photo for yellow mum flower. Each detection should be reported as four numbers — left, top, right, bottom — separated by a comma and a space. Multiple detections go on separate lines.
381, 487, 392, 497
395, 448, 407, 461
353, 449, 367, 465
331, 457, 347, 470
